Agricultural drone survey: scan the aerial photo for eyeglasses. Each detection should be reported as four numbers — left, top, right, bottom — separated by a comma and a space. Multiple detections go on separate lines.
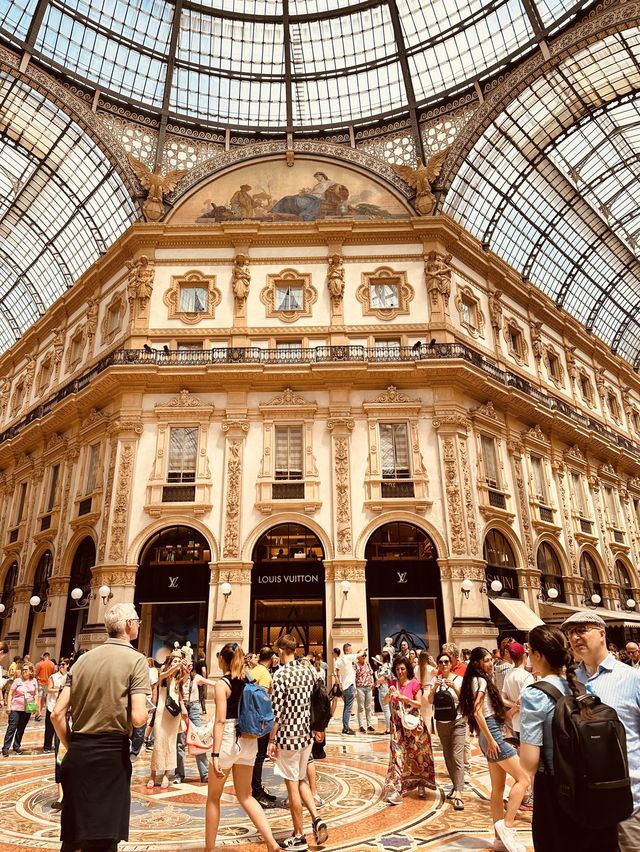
439, 659, 451, 665
564, 625, 599, 638
127, 617, 141, 624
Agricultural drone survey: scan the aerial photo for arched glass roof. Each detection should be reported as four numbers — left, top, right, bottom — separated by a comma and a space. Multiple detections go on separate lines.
444, 27, 640, 363
0, 71, 136, 351
0, 0, 595, 132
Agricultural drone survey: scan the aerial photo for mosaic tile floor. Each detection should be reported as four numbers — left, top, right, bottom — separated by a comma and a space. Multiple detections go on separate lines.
0, 715, 532, 852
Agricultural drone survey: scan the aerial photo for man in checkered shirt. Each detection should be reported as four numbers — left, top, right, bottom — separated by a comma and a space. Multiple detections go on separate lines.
268, 634, 329, 851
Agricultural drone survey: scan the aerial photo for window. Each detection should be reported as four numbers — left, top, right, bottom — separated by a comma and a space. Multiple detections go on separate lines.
370, 282, 399, 309
374, 339, 401, 356
179, 285, 208, 313
275, 285, 303, 311
85, 444, 100, 494
461, 296, 474, 326
608, 392, 620, 421
379, 423, 411, 479
38, 358, 52, 392
177, 342, 203, 351
455, 286, 484, 337
537, 542, 565, 602
71, 331, 84, 363
108, 301, 122, 334
579, 552, 602, 602
633, 411, 640, 433
571, 471, 588, 517
508, 326, 523, 355
531, 455, 548, 503
481, 435, 500, 488
12, 380, 24, 413
276, 341, 303, 360
546, 351, 562, 383
45, 465, 59, 514
274, 425, 303, 480
167, 427, 198, 483
15, 481, 27, 525
615, 560, 634, 607
605, 487, 620, 528
483, 529, 519, 598
580, 373, 594, 403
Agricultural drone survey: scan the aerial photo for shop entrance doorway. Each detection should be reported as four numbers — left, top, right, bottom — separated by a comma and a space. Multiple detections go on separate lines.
251, 523, 325, 655
135, 526, 211, 662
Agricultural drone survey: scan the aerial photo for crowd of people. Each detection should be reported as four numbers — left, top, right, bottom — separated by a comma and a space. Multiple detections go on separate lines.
1, 610, 639, 852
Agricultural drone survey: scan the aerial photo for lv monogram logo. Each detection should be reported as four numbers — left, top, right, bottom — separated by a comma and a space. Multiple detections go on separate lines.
397, 572, 408, 584
168, 576, 179, 588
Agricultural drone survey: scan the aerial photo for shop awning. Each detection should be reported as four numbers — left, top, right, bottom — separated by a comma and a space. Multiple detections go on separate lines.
490, 598, 545, 631
540, 601, 640, 627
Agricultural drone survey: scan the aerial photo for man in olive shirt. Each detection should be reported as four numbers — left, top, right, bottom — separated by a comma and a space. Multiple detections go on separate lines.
251, 645, 277, 808
52, 603, 150, 852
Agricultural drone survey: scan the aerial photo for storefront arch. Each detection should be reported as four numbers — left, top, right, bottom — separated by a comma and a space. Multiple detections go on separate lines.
59, 536, 96, 657
0, 559, 18, 641
363, 520, 444, 654
536, 540, 566, 602
250, 522, 326, 655
355, 512, 448, 562
614, 558, 635, 608
243, 513, 333, 565
23, 549, 53, 657
578, 547, 605, 605
135, 525, 213, 663
129, 516, 219, 565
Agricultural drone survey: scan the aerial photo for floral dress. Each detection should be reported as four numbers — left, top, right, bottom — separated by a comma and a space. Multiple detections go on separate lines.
384, 677, 436, 795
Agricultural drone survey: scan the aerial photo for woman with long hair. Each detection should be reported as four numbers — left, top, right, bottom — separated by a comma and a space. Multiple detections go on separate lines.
205, 642, 279, 852
382, 655, 435, 805
374, 650, 392, 734
519, 625, 617, 851
459, 647, 530, 852
428, 652, 465, 810
147, 651, 188, 789
418, 649, 437, 731
2, 662, 38, 756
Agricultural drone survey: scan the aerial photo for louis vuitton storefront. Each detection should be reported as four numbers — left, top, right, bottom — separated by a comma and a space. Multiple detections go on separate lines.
365, 522, 445, 655
135, 525, 212, 662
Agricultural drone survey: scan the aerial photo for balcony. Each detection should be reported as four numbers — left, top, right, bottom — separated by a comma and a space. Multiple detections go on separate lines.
488, 489, 507, 509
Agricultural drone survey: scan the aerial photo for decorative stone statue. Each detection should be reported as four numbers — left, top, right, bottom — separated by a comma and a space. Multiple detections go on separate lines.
489, 289, 503, 333
0, 377, 10, 418
424, 250, 452, 306
392, 149, 449, 216
127, 155, 188, 222
327, 253, 345, 306
530, 320, 544, 360
126, 255, 155, 310
565, 345, 577, 383
595, 367, 606, 400
232, 254, 250, 304
86, 298, 99, 341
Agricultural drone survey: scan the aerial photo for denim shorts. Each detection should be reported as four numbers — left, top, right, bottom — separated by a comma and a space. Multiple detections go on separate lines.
478, 715, 517, 763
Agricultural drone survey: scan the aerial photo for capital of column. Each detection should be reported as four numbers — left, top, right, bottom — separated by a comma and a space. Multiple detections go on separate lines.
221, 419, 249, 437
438, 558, 486, 582
324, 560, 366, 582
432, 412, 470, 432
212, 562, 252, 584
92, 564, 138, 587
327, 414, 354, 433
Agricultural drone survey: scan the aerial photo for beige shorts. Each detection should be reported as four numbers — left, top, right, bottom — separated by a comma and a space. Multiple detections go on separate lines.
273, 741, 313, 782
213, 719, 258, 772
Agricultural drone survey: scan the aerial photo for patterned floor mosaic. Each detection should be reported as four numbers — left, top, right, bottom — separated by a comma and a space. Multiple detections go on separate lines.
0, 716, 532, 852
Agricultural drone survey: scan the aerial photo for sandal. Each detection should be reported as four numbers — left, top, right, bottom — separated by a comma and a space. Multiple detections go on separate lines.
146, 779, 155, 789
452, 795, 464, 811
160, 776, 169, 789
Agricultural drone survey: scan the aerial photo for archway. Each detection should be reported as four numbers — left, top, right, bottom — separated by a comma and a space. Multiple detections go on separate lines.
364, 521, 443, 654
250, 523, 325, 655
59, 537, 96, 657
0, 561, 18, 641
536, 541, 565, 603
579, 550, 603, 606
135, 525, 212, 663
23, 550, 53, 657
484, 529, 522, 642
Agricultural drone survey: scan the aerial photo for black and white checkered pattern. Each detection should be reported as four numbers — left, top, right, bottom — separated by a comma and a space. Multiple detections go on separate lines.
271, 659, 315, 750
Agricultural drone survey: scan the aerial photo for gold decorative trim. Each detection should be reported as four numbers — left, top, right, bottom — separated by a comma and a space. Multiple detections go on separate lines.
163, 270, 221, 324
455, 284, 485, 338
260, 269, 317, 323
357, 267, 414, 321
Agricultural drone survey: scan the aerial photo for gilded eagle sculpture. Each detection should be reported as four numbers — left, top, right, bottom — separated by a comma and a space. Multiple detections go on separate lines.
392, 148, 449, 216
127, 155, 188, 222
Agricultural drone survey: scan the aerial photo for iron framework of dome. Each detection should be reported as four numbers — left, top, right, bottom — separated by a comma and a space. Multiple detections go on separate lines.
0, 0, 638, 363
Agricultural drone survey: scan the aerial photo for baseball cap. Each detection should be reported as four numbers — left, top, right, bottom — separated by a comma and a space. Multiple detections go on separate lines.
560, 610, 606, 631
508, 641, 525, 660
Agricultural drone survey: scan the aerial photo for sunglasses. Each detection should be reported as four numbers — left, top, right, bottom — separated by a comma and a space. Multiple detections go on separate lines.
439, 659, 451, 664
564, 625, 600, 638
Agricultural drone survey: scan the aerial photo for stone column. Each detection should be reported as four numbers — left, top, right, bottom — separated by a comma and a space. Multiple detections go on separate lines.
209, 562, 251, 673
438, 558, 496, 648
6, 586, 31, 648
221, 418, 249, 563
507, 438, 540, 612
325, 560, 367, 672
77, 564, 138, 649
40, 575, 70, 656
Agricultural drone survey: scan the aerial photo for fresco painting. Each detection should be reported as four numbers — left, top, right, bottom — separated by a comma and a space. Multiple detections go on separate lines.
170, 159, 412, 223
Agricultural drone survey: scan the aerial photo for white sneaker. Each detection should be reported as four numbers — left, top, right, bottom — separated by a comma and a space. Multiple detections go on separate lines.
494, 820, 525, 852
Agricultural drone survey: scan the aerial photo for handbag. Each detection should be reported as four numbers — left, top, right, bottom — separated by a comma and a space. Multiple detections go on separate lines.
25, 700, 37, 714
398, 699, 422, 732
165, 694, 181, 717
186, 718, 214, 754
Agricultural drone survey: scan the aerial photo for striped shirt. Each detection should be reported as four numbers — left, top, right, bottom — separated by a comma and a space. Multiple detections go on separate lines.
575, 653, 640, 808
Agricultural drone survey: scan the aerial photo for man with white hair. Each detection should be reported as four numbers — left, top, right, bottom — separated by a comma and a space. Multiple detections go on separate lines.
52, 602, 150, 852
625, 641, 640, 670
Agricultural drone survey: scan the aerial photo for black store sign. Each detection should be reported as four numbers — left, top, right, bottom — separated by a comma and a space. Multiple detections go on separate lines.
253, 565, 325, 599
485, 566, 519, 598
366, 562, 434, 597
137, 564, 210, 604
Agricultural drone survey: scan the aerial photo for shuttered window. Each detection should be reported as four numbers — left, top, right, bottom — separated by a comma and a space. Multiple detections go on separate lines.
531, 455, 547, 503
606, 487, 620, 526
481, 435, 499, 487
46, 465, 60, 513
571, 471, 587, 516
85, 444, 100, 494
168, 427, 198, 483
379, 423, 410, 479
275, 426, 303, 480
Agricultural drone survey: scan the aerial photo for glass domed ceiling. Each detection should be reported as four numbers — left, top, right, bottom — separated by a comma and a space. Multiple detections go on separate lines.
0, 0, 594, 131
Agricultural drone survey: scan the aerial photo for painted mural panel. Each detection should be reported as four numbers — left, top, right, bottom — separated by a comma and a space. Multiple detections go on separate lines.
170, 159, 412, 223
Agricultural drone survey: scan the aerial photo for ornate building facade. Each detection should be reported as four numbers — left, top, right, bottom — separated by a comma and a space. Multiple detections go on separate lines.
1, 153, 640, 668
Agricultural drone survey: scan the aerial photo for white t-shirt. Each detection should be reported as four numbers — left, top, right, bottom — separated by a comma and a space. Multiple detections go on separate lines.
46, 670, 67, 713
149, 667, 159, 686
502, 665, 534, 733
472, 676, 495, 718
335, 653, 356, 691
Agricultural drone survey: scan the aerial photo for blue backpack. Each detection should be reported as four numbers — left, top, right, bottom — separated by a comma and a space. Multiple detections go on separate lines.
237, 676, 274, 737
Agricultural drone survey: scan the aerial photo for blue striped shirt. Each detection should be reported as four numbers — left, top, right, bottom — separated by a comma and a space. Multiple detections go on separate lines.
576, 653, 640, 809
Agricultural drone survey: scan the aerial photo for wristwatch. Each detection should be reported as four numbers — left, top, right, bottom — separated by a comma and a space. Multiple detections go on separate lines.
212, 752, 219, 757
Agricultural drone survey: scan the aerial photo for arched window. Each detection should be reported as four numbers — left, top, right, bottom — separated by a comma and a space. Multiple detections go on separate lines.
579, 552, 602, 605
31, 550, 53, 605
0, 561, 18, 631
483, 530, 519, 598
536, 542, 565, 602
614, 560, 635, 608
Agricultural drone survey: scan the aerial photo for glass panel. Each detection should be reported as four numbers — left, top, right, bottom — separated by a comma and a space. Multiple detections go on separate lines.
274, 425, 303, 479
275, 285, 303, 311
179, 285, 208, 312
379, 423, 410, 478
571, 471, 586, 516
370, 282, 399, 309
46, 464, 59, 513
483, 529, 516, 567
531, 455, 547, 502
85, 443, 100, 494
168, 427, 198, 482
481, 435, 499, 486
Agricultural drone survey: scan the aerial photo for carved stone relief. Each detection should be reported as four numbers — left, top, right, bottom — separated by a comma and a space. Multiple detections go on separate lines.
109, 443, 135, 562
442, 438, 465, 555
223, 440, 242, 560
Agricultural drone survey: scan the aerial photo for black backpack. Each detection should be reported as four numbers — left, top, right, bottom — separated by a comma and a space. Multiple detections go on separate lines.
532, 681, 633, 829
433, 683, 457, 722
310, 677, 332, 731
